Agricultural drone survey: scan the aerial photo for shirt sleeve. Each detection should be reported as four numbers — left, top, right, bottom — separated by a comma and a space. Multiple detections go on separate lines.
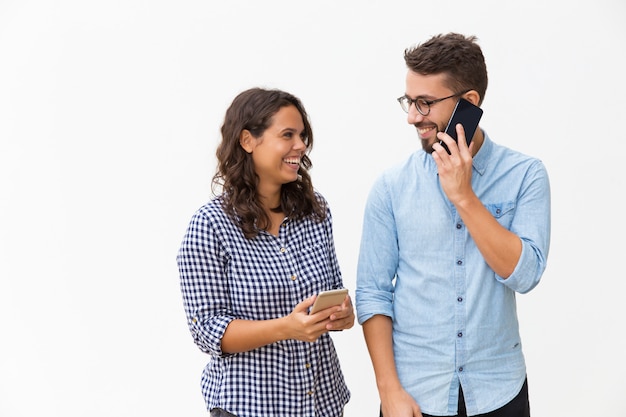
177, 209, 235, 357
355, 174, 397, 325
496, 159, 551, 294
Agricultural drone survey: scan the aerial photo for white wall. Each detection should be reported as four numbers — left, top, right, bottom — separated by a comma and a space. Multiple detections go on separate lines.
1, 1, 624, 416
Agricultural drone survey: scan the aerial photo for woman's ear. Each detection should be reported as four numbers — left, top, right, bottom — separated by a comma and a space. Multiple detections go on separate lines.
239, 130, 253, 154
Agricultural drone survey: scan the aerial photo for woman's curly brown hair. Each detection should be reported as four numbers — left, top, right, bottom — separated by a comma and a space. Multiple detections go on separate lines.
212, 87, 326, 239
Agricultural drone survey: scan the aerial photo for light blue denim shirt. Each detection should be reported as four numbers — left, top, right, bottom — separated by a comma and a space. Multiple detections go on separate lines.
355, 133, 550, 416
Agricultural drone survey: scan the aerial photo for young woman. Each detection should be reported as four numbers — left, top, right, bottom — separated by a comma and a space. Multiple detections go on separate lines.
177, 88, 353, 417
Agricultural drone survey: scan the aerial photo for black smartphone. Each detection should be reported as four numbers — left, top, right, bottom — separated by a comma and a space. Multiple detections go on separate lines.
440, 98, 483, 154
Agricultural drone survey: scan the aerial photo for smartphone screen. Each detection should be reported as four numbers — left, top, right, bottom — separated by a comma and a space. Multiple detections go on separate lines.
441, 98, 483, 154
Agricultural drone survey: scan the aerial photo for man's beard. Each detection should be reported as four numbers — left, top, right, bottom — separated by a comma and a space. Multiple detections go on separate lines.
417, 122, 444, 154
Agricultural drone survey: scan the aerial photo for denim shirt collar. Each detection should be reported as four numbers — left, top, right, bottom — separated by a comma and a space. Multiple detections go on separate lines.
471, 129, 492, 176
425, 129, 493, 176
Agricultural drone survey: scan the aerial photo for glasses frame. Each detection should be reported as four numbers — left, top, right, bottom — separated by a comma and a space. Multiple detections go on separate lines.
397, 89, 471, 116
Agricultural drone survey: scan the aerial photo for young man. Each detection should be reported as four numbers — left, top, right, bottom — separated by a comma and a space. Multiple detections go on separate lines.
355, 33, 551, 417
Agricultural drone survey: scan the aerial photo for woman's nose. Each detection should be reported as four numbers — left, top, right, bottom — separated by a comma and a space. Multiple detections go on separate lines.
294, 136, 306, 150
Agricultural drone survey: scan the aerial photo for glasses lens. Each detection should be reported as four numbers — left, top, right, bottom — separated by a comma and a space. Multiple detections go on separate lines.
416, 99, 429, 115
398, 97, 430, 115
398, 97, 432, 115
398, 97, 409, 113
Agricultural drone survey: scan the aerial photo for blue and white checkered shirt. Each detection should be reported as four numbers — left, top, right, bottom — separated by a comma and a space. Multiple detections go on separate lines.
177, 193, 350, 417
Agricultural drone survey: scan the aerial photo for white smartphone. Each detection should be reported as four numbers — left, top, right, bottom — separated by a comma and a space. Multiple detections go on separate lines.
309, 288, 349, 314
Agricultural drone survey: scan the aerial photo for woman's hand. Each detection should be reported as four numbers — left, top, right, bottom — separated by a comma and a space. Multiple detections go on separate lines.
324, 294, 355, 331
285, 294, 354, 342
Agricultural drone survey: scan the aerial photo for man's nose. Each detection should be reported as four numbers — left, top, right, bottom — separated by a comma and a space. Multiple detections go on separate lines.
407, 103, 425, 124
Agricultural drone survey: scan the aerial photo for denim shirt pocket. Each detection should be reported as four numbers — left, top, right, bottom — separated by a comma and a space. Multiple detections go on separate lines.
485, 201, 516, 229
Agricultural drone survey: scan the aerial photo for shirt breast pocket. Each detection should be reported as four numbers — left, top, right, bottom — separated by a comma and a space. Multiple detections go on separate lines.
485, 201, 516, 230
296, 242, 333, 291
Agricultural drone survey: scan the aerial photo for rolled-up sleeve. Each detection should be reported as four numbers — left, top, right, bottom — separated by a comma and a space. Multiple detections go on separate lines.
177, 210, 234, 357
496, 159, 551, 294
356, 175, 398, 325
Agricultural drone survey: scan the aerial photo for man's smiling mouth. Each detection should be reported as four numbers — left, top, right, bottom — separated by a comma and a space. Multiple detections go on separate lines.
417, 126, 437, 135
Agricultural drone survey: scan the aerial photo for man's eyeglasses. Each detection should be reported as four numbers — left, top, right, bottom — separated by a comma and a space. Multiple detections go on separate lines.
397, 90, 470, 116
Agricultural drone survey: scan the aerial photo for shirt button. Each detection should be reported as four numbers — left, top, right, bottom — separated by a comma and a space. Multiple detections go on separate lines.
307, 390, 313, 396
459, 367, 464, 372
456, 260, 463, 265
280, 247, 286, 253
458, 332, 463, 338
305, 363, 311, 369
192, 317, 198, 323
456, 223, 462, 229
496, 208, 501, 214
457, 297, 463, 302
291, 275, 297, 281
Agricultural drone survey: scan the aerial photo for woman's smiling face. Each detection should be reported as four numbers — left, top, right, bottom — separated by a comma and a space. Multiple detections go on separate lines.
241, 104, 307, 190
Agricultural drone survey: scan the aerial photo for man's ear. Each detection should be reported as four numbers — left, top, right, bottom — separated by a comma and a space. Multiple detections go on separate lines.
464, 90, 481, 106
239, 130, 253, 153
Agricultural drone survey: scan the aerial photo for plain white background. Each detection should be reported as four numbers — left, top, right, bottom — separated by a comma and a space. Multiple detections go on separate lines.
1, 1, 625, 416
